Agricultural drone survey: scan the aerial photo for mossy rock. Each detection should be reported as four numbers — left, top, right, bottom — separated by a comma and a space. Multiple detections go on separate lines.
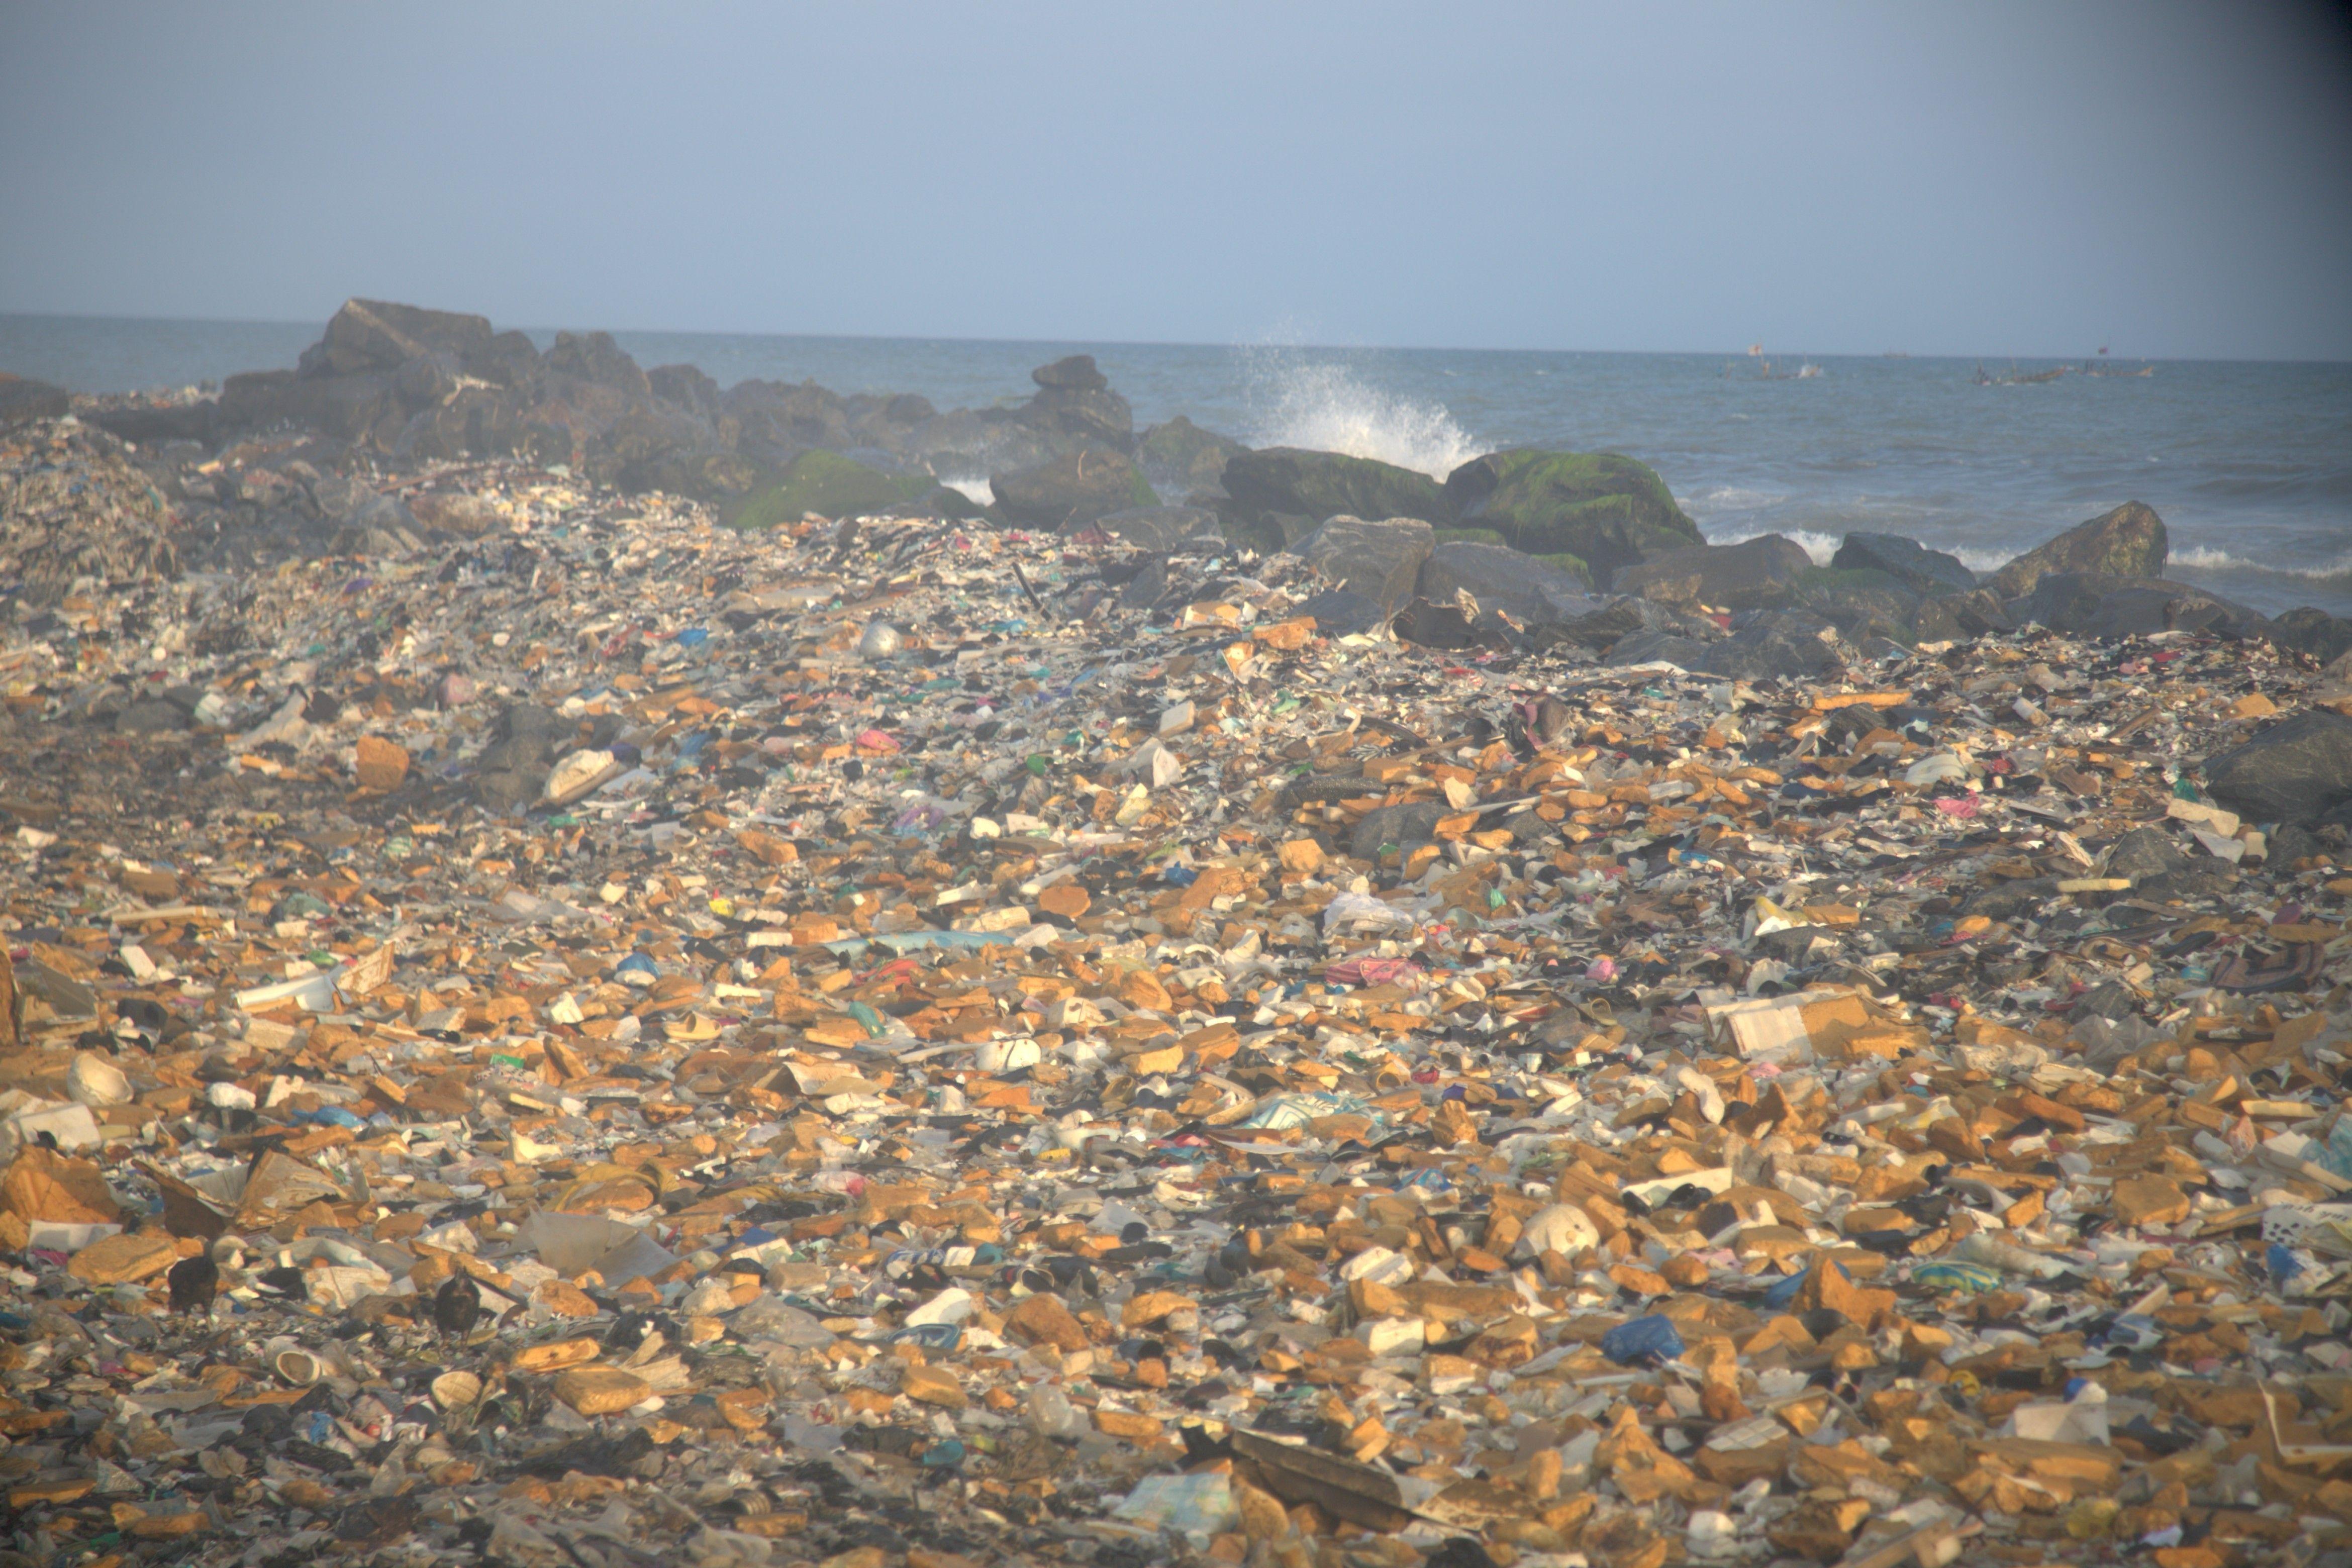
1444, 450, 1697, 584
1222, 447, 1449, 531
1434, 527, 1508, 548
724, 449, 930, 528
1537, 552, 1592, 583
1137, 416, 1248, 493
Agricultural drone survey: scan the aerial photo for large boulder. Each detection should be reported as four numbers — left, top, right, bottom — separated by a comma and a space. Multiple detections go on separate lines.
724, 450, 930, 528
1222, 449, 1449, 542
2202, 711, 2352, 826
1016, 356, 1132, 449
1416, 541, 1596, 625
0, 374, 69, 427
543, 331, 651, 399
990, 449, 1157, 529
1295, 516, 1435, 613
1829, 532, 1976, 596
1986, 501, 2167, 597
2010, 573, 2268, 640
1137, 416, 1248, 498
1613, 535, 1815, 610
300, 299, 494, 377
2267, 607, 2352, 667
1442, 450, 1698, 583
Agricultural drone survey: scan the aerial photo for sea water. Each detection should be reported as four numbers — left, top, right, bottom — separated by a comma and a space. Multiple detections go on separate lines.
5, 313, 2346, 617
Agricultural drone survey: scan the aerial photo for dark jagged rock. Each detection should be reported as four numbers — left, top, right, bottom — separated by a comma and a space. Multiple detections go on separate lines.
990, 449, 1156, 529
1294, 516, 1434, 613
1610, 610, 1842, 681
2010, 572, 2268, 640
1017, 356, 1132, 450
1031, 355, 1108, 392
1986, 501, 2167, 597
1613, 535, 1815, 610
1415, 540, 1596, 624
1830, 532, 1977, 596
1441, 450, 1698, 583
1136, 416, 1248, 498
2267, 606, 2352, 666
300, 300, 494, 377
2202, 710, 2352, 826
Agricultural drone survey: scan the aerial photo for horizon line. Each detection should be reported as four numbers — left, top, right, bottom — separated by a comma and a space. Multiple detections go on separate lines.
4, 305, 2347, 370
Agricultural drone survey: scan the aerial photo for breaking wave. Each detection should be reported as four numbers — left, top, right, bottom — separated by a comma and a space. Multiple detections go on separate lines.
1703, 527, 1840, 564
1243, 354, 1480, 479
2170, 544, 2352, 583
937, 475, 994, 506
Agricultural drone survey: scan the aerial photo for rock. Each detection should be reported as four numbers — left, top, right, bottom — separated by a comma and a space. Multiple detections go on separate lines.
1613, 535, 1816, 608
543, 331, 651, 399
1613, 610, 1841, 681
1017, 357, 1132, 449
1829, 532, 1977, 596
2201, 710, 2352, 825
300, 299, 494, 377
1415, 541, 1598, 623
2106, 826, 2187, 882
0, 374, 70, 428
552, 1366, 650, 1415
1986, 501, 2168, 597
2110, 1175, 2191, 1229
1794, 568, 1948, 645
66, 1230, 178, 1285
1030, 355, 1107, 392
1222, 448, 1448, 544
2267, 606, 2352, 667
990, 449, 1156, 530
1077, 506, 1224, 552
355, 736, 410, 792
2010, 573, 2268, 640
1004, 1293, 1088, 1352
1291, 589, 1389, 636
1546, 595, 1720, 654
1136, 416, 1247, 496
725, 450, 929, 529
1442, 449, 1700, 582
1294, 516, 1434, 612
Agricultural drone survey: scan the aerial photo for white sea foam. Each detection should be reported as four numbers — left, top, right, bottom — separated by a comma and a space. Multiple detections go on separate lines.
938, 475, 994, 506
1686, 485, 1791, 512
1952, 546, 2014, 574
2172, 544, 2352, 581
1704, 527, 1839, 564
1243, 354, 1479, 480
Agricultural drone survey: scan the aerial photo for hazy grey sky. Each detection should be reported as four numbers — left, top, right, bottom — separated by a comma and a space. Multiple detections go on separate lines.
5, 2, 2350, 358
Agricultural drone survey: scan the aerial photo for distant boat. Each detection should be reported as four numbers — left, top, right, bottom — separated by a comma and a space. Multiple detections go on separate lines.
1973, 360, 2071, 386
1883, 350, 1910, 358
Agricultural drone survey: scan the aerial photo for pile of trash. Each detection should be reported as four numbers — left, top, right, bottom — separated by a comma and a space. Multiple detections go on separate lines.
0, 416, 179, 608
2, 336, 2352, 1568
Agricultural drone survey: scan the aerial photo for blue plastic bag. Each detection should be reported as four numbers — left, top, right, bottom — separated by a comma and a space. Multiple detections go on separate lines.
1602, 1314, 1685, 1365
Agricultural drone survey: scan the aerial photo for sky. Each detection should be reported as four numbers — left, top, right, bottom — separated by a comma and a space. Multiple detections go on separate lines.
4, 2, 2351, 359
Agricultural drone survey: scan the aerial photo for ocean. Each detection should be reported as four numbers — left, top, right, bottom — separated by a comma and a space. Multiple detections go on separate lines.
6, 313, 2348, 618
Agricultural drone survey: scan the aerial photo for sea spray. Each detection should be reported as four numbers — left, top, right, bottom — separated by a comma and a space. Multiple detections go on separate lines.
1241, 349, 1479, 480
